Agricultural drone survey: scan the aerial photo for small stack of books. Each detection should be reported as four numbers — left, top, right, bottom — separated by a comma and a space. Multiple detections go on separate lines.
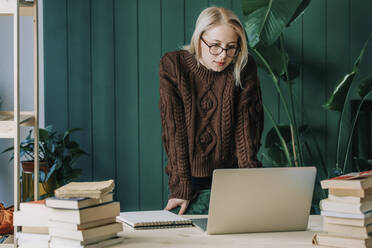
13, 200, 50, 248
313, 170, 372, 248
46, 180, 124, 248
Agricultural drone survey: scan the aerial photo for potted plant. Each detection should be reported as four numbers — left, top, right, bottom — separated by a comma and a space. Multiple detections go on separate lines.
2, 125, 87, 198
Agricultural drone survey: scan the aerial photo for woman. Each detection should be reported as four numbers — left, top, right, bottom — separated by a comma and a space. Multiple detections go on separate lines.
159, 7, 263, 215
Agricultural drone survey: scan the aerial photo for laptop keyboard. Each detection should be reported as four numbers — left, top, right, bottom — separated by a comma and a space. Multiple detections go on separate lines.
192, 218, 208, 232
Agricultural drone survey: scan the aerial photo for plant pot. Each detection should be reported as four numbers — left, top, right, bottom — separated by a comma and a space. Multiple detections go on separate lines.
21, 161, 56, 201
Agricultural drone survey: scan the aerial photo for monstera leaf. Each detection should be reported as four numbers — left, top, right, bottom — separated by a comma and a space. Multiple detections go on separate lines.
241, 0, 303, 47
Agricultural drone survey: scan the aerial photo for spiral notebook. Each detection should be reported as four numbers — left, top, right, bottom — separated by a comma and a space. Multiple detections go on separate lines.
116, 210, 192, 229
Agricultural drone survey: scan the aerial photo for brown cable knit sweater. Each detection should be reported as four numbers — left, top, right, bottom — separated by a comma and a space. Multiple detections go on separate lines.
159, 50, 263, 200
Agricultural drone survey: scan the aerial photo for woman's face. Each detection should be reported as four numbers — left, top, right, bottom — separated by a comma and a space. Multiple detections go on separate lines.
199, 24, 239, 72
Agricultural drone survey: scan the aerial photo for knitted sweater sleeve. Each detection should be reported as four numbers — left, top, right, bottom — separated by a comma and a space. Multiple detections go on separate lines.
158, 53, 192, 200
235, 56, 264, 168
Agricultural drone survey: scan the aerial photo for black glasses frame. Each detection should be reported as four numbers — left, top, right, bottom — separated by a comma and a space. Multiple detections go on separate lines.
200, 37, 240, 57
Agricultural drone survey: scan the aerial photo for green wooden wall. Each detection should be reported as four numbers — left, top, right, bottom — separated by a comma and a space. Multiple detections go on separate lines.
44, 0, 372, 211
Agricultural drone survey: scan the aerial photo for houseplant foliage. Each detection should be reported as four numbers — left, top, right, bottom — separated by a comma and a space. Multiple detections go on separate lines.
240, 0, 330, 212
241, 0, 318, 168
323, 32, 372, 176
2, 125, 87, 194
241, 0, 372, 212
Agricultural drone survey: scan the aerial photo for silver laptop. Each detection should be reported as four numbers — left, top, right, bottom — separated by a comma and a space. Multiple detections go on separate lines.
192, 167, 316, 235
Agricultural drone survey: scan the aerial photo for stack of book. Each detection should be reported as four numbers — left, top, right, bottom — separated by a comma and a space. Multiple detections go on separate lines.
47, 180, 124, 248
13, 200, 50, 248
313, 170, 372, 248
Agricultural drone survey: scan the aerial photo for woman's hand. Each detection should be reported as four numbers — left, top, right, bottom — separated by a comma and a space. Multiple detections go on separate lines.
164, 198, 190, 215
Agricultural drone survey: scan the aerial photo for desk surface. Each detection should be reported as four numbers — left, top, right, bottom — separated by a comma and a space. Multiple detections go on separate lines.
112, 215, 322, 248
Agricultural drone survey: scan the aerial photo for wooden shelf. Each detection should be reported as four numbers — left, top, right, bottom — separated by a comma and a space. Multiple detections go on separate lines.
1, 1, 39, 246
0, 0, 35, 17
0, 111, 35, 138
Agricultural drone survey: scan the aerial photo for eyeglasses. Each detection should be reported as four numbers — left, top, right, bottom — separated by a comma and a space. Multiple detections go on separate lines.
201, 37, 240, 57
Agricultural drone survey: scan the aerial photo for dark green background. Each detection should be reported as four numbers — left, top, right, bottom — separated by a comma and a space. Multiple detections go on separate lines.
43, 0, 372, 211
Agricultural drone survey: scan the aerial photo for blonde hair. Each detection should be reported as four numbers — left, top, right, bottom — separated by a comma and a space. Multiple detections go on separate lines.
184, 7, 248, 87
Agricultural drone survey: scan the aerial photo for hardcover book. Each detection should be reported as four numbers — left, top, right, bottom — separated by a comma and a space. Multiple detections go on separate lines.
49, 201, 120, 224
320, 199, 372, 214
46, 193, 113, 209
321, 171, 372, 190
49, 222, 123, 241
54, 180, 114, 199
312, 233, 372, 248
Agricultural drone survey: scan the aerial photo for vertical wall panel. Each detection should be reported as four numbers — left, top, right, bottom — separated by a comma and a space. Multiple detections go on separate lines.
138, 0, 162, 210
91, 0, 116, 181
67, 0, 93, 181
115, 0, 140, 211
209, 0, 232, 8
185, 0, 209, 43
303, 0, 327, 167
161, 0, 185, 207
230, 0, 241, 13
43, 0, 372, 211
44, 0, 68, 133
326, 0, 349, 175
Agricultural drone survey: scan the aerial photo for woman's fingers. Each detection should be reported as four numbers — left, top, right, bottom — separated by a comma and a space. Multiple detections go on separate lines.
164, 198, 190, 215
178, 201, 189, 215
164, 200, 177, 211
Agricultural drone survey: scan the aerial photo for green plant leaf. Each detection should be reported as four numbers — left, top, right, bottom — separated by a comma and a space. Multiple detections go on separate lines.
281, 61, 301, 82
241, 0, 266, 15
358, 74, 372, 98
323, 32, 372, 112
254, 43, 288, 77
330, 167, 343, 178
1, 146, 14, 154
265, 125, 308, 148
46, 162, 57, 182
39, 128, 50, 141
241, 0, 302, 47
44, 125, 53, 133
265, 125, 292, 148
3, 124, 86, 188
65, 141, 79, 149
353, 158, 372, 172
63, 128, 82, 143
267, 146, 288, 166
323, 72, 356, 112
352, 32, 372, 71
39, 171, 46, 182
287, 0, 312, 26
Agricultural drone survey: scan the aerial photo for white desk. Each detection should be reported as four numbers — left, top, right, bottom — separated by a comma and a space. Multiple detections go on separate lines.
0, 215, 322, 247
112, 215, 322, 248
